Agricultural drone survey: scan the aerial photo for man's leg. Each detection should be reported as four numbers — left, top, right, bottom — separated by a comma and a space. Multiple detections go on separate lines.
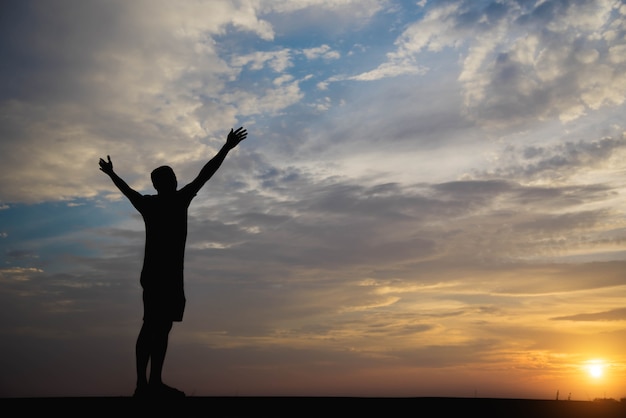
148, 320, 172, 386
147, 320, 184, 396
134, 322, 151, 396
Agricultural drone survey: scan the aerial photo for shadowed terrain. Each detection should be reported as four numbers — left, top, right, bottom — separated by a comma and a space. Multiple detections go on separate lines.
2, 397, 625, 418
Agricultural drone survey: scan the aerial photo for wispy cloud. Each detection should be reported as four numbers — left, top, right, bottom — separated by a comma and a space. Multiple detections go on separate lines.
552, 307, 626, 321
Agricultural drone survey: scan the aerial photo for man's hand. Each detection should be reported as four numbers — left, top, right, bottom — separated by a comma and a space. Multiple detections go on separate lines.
225, 127, 247, 150
99, 155, 114, 176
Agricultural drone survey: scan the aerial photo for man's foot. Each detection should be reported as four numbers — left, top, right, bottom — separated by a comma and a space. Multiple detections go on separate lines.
149, 382, 186, 398
133, 384, 150, 398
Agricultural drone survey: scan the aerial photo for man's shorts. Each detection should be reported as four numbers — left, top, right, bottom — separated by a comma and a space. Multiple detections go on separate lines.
142, 287, 186, 322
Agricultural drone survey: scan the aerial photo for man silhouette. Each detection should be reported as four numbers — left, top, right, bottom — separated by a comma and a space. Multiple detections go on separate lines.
99, 127, 247, 398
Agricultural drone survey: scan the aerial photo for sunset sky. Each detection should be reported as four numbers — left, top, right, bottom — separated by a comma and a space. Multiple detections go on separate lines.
1, 0, 626, 400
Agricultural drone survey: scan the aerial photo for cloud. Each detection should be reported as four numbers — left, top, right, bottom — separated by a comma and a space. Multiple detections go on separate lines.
220, 80, 304, 115
259, 0, 385, 32
347, 0, 626, 127
5, 249, 39, 260
474, 134, 626, 182
171, 155, 625, 300
348, 61, 427, 81
301, 44, 340, 60
552, 307, 626, 321
461, 0, 626, 126
0, 0, 388, 205
0, 267, 44, 282
231, 49, 293, 72
0, 1, 239, 203
0, 1, 282, 204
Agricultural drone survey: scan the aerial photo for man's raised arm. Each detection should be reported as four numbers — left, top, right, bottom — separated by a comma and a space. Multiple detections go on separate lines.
184, 127, 247, 195
99, 155, 143, 208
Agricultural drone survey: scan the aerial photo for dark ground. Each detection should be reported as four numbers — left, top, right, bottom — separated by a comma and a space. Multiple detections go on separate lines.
2, 396, 626, 417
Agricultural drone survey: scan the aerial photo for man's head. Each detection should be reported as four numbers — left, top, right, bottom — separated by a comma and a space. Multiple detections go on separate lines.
151, 165, 177, 194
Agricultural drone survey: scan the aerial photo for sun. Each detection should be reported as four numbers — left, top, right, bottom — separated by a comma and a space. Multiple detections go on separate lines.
585, 359, 605, 379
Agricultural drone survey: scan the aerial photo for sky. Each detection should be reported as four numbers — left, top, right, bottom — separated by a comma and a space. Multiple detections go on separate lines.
1, 0, 626, 400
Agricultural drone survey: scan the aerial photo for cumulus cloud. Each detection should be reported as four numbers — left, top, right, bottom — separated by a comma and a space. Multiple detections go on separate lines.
0, 0, 395, 206
460, 0, 626, 125
231, 49, 293, 72
349, 0, 626, 127
301, 44, 341, 60
0, 1, 358, 204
